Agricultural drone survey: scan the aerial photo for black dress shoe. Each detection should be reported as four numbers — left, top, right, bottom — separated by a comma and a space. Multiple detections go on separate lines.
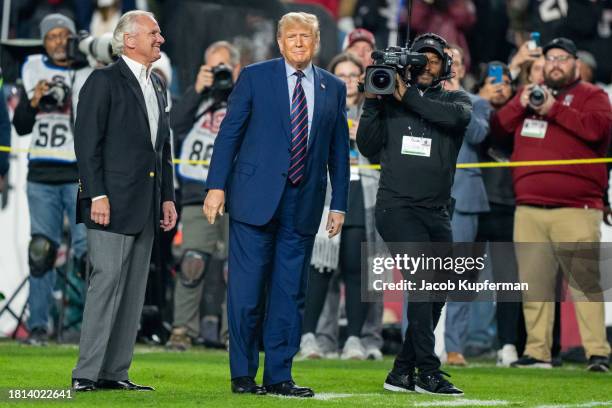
96, 379, 155, 391
231, 377, 266, 395
265, 380, 314, 398
71, 378, 96, 392
383, 370, 416, 392
415, 371, 463, 396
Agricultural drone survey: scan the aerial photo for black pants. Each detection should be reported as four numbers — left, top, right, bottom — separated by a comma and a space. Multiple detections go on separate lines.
303, 227, 368, 337
376, 204, 452, 375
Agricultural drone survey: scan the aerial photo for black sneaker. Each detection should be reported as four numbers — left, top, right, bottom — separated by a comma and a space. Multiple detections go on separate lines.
510, 355, 552, 369
383, 370, 415, 393
586, 355, 610, 372
21, 328, 48, 346
415, 371, 463, 396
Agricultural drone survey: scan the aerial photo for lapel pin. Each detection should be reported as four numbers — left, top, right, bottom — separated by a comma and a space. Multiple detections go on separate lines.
321, 83, 326, 89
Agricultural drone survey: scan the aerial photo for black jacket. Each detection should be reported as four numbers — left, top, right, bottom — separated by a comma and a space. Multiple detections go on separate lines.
170, 86, 226, 206
357, 84, 472, 209
74, 58, 175, 235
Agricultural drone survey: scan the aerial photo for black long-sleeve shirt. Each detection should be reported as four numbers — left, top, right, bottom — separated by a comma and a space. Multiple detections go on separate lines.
357, 84, 472, 209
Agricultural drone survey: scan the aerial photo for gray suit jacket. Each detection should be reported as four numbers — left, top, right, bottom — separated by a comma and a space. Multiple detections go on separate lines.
451, 93, 492, 214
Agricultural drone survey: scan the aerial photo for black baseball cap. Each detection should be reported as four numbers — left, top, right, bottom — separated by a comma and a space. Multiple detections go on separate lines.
411, 33, 446, 58
543, 37, 577, 58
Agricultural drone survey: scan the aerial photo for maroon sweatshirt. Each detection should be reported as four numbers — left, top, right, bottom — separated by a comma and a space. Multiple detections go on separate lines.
491, 80, 612, 209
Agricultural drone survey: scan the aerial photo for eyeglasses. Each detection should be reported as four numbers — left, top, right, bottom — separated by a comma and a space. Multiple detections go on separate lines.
45, 32, 70, 42
336, 73, 360, 80
545, 55, 574, 63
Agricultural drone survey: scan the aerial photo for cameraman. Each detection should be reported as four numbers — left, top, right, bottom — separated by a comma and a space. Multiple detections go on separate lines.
165, 41, 240, 350
357, 33, 471, 396
493, 38, 612, 371
12, 14, 93, 345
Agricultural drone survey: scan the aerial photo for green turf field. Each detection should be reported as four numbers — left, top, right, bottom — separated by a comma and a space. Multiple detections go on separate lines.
0, 341, 610, 407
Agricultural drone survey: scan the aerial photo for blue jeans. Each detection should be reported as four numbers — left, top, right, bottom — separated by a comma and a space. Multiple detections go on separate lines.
27, 181, 86, 331
445, 211, 478, 353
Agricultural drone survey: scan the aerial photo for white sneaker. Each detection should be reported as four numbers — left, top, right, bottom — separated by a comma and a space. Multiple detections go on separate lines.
366, 346, 383, 361
497, 344, 519, 367
299, 333, 322, 359
341, 336, 366, 360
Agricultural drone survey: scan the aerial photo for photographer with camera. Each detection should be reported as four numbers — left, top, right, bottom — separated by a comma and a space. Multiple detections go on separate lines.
357, 33, 471, 395
12, 13, 93, 346
165, 41, 241, 351
493, 38, 612, 371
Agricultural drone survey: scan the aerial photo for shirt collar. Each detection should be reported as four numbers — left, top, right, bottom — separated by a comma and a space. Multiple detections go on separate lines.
122, 54, 152, 83
284, 60, 313, 82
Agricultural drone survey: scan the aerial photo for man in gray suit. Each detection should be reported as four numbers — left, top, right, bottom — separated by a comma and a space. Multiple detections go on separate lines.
443, 45, 491, 366
71, 10, 176, 391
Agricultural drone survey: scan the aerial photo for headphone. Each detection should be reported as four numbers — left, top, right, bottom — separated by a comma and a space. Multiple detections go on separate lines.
410, 33, 453, 81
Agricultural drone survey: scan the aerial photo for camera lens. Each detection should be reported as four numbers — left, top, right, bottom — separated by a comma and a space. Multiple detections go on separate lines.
529, 87, 545, 107
371, 70, 391, 90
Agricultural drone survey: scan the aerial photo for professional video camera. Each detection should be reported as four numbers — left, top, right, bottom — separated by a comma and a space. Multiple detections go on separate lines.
211, 64, 233, 91
364, 46, 428, 95
38, 77, 71, 112
66, 31, 115, 66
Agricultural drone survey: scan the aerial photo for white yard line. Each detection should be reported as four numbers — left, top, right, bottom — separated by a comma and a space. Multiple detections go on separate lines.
535, 402, 612, 408
414, 399, 511, 407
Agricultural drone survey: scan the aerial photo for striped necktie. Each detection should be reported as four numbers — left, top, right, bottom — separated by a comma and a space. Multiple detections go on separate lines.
288, 70, 308, 185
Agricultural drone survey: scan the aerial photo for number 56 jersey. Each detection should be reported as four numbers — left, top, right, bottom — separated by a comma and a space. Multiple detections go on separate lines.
21, 54, 93, 163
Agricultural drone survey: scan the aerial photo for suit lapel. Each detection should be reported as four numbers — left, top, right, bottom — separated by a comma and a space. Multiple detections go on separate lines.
118, 58, 149, 127
151, 74, 166, 151
309, 66, 326, 149
270, 58, 291, 143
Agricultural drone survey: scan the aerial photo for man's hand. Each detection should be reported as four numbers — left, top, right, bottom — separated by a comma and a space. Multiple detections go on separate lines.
160, 201, 178, 231
326, 211, 345, 238
203, 189, 225, 224
530, 86, 555, 116
194, 65, 214, 93
509, 42, 542, 73
91, 197, 110, 226
0, 175, 5, 193
393, 73, 408, 102
30, 80, 49, 109
519, 84, 535, 108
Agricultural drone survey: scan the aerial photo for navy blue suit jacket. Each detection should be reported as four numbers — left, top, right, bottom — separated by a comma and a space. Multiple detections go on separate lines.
207, 58, 350, 235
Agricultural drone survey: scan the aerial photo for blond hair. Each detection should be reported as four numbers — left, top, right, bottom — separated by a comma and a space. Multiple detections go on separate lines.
277, 12, 320, 45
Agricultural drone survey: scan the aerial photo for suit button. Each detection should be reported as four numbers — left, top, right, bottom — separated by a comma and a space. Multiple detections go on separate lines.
149, 172, 155, 178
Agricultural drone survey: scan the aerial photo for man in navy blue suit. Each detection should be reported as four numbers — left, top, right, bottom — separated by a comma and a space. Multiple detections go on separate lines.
203, 12, 350, 398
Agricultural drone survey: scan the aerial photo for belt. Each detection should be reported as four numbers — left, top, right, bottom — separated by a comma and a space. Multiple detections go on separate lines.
523, 203, 566, 210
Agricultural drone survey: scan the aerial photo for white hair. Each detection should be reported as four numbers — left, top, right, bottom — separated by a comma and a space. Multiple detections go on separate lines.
111, 10, 155, 55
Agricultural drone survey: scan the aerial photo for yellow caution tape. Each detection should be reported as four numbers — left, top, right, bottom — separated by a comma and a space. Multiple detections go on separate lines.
1, 145, 611, 169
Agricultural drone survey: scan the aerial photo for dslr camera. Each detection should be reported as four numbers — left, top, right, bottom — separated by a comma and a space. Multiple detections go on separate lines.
364, 46, 428, 95
66, 31, 115, 66
211, 64, 233, 91
528, 85, 547, 107
39, 77, 71, 112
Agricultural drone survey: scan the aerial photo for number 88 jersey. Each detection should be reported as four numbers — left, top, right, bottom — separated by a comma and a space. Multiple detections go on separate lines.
21, 54, 92, 163
177, 100, 227, 183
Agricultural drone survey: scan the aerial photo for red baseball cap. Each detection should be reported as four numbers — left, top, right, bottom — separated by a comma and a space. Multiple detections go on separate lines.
345, 28, 376, 50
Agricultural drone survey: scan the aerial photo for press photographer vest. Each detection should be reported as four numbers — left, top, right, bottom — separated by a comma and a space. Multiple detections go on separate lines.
177, 99, 227, 183
21, 55, 92, 163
